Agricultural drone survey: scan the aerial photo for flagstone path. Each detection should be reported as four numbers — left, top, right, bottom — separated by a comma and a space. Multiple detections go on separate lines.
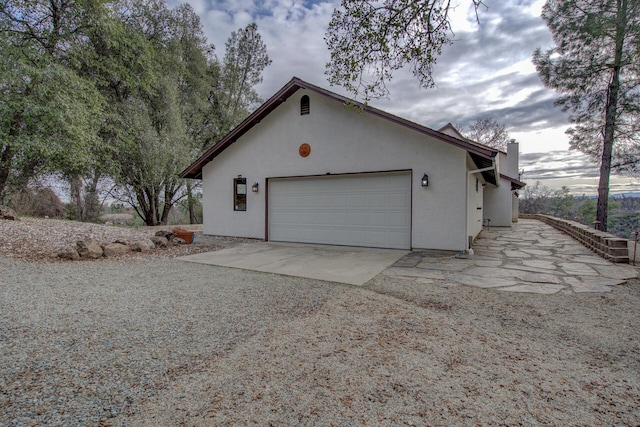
383, 219, 639, 294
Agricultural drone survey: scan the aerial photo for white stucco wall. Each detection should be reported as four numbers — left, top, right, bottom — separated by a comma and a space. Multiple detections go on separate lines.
467, 165, 485, 244
483, 180, 513, 227
480, 141, 521, 227
507, 142, 521, 223
512, 193, 519, 222
201, 90, 475, 250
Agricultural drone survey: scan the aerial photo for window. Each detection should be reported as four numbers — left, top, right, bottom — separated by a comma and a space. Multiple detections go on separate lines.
300, 95, 310, 115
234, 177, 247, 211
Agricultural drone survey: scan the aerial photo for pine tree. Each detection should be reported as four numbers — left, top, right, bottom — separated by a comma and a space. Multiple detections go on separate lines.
533, 0, 640, 231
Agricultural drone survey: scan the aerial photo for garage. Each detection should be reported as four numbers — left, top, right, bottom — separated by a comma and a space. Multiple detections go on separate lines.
181, 79, 508, 251
268, 171, 412, 249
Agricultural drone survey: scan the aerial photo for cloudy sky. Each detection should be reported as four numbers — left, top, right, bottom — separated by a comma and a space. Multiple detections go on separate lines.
167, 0, 637, 195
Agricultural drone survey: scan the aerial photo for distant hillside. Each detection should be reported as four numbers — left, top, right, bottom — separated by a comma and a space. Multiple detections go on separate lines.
520, 188, 640, 240
614, 192, 640, 198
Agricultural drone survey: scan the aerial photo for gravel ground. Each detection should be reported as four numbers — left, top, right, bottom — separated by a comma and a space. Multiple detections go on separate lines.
1, 248, 639, 426
0, 217, 225, 262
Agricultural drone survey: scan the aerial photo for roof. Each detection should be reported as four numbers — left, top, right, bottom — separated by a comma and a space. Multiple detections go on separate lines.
500, 174, 526, 190
180, 77, 499, 180
437, 123, 508, 155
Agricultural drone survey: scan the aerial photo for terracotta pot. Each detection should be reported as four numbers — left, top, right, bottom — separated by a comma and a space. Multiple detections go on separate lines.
172, 229, 194, 244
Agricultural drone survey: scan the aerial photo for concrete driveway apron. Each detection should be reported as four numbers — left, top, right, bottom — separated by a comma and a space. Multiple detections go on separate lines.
383, 219, 639, 294
179, 242, 408, 286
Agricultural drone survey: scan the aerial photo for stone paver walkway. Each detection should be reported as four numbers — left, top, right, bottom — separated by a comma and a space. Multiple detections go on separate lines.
383, 219, 639, 294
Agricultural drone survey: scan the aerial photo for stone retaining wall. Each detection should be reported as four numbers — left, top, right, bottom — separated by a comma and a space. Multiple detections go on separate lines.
520, 214, 629, 263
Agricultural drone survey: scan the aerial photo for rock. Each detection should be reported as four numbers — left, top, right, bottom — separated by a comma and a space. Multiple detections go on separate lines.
0, 205, 18, 221
76, 240, 103, 259
130, 239, 155, 252
155, 230, 174, 242
57, 246, 80, 260
172, 229, 194, 244
150, 236, 169, 248
103, 243, 131, 257
173, 237, 186, 245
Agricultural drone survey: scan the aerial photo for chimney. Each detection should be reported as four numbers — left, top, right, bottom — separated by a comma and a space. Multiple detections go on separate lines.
506, 140, 519, 179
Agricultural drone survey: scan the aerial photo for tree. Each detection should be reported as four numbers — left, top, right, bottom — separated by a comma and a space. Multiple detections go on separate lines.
1, 1, 270, 224
463, 117, 511, 150
181, 23, 270, 224
547, 186, 575, 218
88, 4, 270, 225
533, 0, 640, 231
95, 0, 202, 225
217, 23, 271, 137
520, 181, 554, 214
0, 0, 104, 201
325, 0, 485, 100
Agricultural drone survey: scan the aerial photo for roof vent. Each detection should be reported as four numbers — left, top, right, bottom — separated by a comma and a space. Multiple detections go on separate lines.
300, 95, 310, 115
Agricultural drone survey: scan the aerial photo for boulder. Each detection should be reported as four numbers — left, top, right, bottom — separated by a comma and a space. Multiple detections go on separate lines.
130, 239, 155, 252
57, 246, 80, 260
172, 229, 194, 244
103, 243, 131, 257
150, 236, 169, 248
173, 237, 186, 245
0, 205, 18, 221
155, 230, 174, 243
76, 239, 103, 259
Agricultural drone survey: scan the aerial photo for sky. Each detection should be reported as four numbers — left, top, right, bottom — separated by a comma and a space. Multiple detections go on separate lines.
167, 0, 638, 196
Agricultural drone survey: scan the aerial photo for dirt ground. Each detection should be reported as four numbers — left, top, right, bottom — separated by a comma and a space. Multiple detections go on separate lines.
2, 255, 638, 426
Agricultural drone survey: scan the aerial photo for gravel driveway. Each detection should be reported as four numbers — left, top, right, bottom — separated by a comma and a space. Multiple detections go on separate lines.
2, 254, 639, 426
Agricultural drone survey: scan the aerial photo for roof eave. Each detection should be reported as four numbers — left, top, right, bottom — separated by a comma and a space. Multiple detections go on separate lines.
500, 173, 526, 189
179, 77, 305, 179
179, 77, 499, 179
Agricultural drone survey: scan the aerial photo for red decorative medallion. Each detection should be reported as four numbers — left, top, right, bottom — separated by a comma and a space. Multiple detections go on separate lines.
299, 143, 311, 157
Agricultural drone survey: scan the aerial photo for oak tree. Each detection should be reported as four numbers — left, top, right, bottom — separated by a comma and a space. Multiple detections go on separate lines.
0, 0, 104, 203
325, 0, 485, 100
463, 117, 511, 150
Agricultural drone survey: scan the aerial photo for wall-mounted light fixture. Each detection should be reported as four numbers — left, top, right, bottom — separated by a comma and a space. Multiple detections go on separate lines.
421, 173, 429, 187
251, 182, 259, 193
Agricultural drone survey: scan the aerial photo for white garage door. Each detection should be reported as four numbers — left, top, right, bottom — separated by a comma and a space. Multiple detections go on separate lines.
268, 172, 411, 249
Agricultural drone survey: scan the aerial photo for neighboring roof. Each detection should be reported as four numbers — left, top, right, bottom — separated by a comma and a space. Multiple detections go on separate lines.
438, 123, 507, 154
438, 123, 466, 139
437, 123, 507, 155
500, 174, 526, 190
180, 77, 499, 180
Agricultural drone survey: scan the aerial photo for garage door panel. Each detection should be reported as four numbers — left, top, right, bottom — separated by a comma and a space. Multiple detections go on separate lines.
269, 172, 411, 249
389, 193, 410, 207
351, 194, 369, 207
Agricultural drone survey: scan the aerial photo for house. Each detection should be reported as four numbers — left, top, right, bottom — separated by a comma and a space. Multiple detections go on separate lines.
438, 123, 524, 227
180, 77, 525, 251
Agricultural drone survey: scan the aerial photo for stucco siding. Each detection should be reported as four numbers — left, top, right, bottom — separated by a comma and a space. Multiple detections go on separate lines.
512, 193, 519, 222
467, 171, 484, 244
483, 181, 513, 227
202, 90, 472, 250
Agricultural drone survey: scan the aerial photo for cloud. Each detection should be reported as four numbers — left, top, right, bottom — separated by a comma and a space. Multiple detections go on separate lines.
345, 1, 569, 139
183, 0, 561, 134
521, 151, 599, 179
520, 150, 633, 195
171, 0, 628, 195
